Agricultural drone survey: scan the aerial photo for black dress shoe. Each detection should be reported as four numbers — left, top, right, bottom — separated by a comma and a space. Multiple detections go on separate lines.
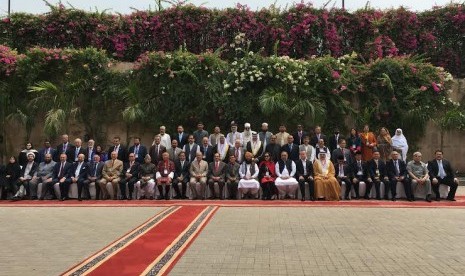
128, 196, 132, 200
156, 196, 163, 200
435, 197, 440, 201
447, 198, 456, 201
344, 197, 351, 200
78, 198, 82, 201
173, 195, 181, 199
376, 197, 381, 200
426, 195, 432, 202
301, 198, 305, 201
363, 195, 370, 200
391, 198, 397, 201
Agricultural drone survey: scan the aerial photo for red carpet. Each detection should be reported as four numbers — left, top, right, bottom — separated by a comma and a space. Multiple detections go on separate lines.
62, 205, 216, 276
2, 197, 465, 208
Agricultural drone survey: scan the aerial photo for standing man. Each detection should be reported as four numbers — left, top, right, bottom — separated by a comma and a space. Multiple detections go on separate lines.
159, 126, 171, 149
99, 151, 123, 200
86, 139, 96, 163
55, 134, 74, 162
258, 122, 273, 149
427, 150, 458, 201
173, 125, 189, 148
246, 132, 263, 160
407, 152, 432, 202
292, 124, 308, 146
108, 136, 127, 163
281, 135, 299, 161
208, 126, 222, 147
70, 138, 87, 163
230, 139, 244, 164
265, 135, 281, 162
149, 135, 166, 164
226, 121, 242, 147
119, 152, 140, 200
242, 123, 253, 149
310, 126, 327, 147
275, 124, 290, 147
200, 137, 214, 164
193, 122, 209, 145
183, 134, 200, 163
331, 138, 352, 164
328, 129, 344, 153
38, 140, 56, 164
128, 137, 148, 164
213, 135, 230, 163
167, 139, 182, 162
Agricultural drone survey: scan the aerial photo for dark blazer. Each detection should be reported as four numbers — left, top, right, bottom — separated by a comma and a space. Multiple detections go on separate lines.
265, 144, 281, 163
328, 134, 345, 153
292, 131, 309, 145
70, 162, 90, 180
200, 145, 214, 163
310, 134, 327, 147
331, 148, 352, 164
128, 144, 148, 164
67, 147, 87, 163
108, 145, 128, 163
19, 162, 38, 179
427, 159, 455, 180
367, 159, 387, 179
85, 147, 96, 163
122, 161, 140, 179
208, 161, 227, 180
174, 160, 190, 180
349, 160, 369, 181
183, 143, 199, 163
281, 143, 299, 161
173, 132, 189, 148
334, 163, 352, 180
52, 161, 72, 181
55, 143, 75, 162
295, 159, 314, 178
386, 159, 408, 180
149, 144, 167, 164
88, 161, 104, 179
38, 147, 57, 163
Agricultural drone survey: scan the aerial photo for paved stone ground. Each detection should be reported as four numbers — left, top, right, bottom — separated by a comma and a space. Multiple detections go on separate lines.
0, 207, 163, 276
170, 207, 465, 276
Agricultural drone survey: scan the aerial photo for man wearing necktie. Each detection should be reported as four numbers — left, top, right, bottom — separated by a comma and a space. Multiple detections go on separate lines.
50, 153, 72, 200
99, 151, 123, 200
173, 152, 190, 199
335, 155, 352, 200
150, 135, 166, 164
349, 151, 371, 199
128, 137, 148, 164
69, 154, 89, 201
201, 137, 214, 163
84, 154, 104, 199
427, 150, 458, 201
119, 153, 140, 200
281, 135, 299, 161
367, 151, 388, 200
86, 139, 95, 163
207, 153, 227, 199
387, 151, 413, 201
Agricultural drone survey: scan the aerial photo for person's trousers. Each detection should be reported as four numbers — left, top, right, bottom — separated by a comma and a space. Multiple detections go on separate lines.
173, 179, 188, 198
433, 177, 458, 199
119, 177, 138, 199
389, 179, 412, 199
99, 178, 120, 199
207, 179, 225, 198
227, 180, 239, 199
189, 177, 206, 199
298, 176, 314, 200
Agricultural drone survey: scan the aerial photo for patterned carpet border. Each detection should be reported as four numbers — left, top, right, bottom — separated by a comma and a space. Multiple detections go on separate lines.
143, 205, 219, 276
62, 206, 179, 276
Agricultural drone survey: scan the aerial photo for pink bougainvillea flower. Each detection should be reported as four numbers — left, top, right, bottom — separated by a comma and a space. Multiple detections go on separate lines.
420, 85, 427, 91
431, 82, 440, 93
332, 70, 340, 79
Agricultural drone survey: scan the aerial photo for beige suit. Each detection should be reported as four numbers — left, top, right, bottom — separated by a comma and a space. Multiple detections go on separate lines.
99, 159, 123, 199
189, 159, 208, 199
276, 132, 290, 146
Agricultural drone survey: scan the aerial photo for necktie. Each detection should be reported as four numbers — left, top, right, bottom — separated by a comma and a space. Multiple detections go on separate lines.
358, 161, 362, 171
59, 162, 64, 178
215, 161, 219, 172
339, 164, 344, 176
438, 160, 446, 178
115, 146, 119, 153
181, 161, 184, 168
94, 163, 98, 177
235, 148, 239, 158
75, 148, 79, 160
289, 144, 292, 151
63, 143, 67, 152
303, 160, 307, 175
395, 160, 399, 176
156, 145, 159, 157
135, 145, 139, 156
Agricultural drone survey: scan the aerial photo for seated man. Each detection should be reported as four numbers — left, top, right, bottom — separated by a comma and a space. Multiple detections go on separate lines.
349, 151, 371, 199
238, 152, 260, 199
30, 153, 55, 200
12, 152, 38, 200
50, 153, 72, 200
119, 153, 140, 200
156, 152, 175, 200
367, 151, 388, 200
69, 154, 89, 201
84, 154, 104, 199
407, 152, 432, 202
295, 150, 314, 201
275, 151, 299, 199
334, 155, 352, 200
386, 151, 413, 201
427, 150, 458, 201
189, 152, 208, 200
173, 151, 190, 199
99, 151, 123, 200
313, 151, 340, 201
226, 155, 240, 200
207, 153, 227, 199
135, 154, 156, 199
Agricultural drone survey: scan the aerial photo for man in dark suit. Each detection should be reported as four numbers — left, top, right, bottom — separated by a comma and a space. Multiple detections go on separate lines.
349, 151, 371, 199
38, 140, 57, 163
207, 153, 227, 199
292, 124, 308, 146
331, 138, 352, 164
328, 129, 344, 154
281, 135, 300, 161
119, 152, 140, 200
386, 150, 413, 201
149, 135, 166, 164
69, 154, 89, 201
173, 125, 189, 149
50, 153, 72, 200
84, 154, 104, 200
128, 137, 148, 164
12, 152, 38, 200
367, 151, 388, 200
335, 155, 353, 200
55, 134, 75, 162
173, 151, 190, 199
68, 138, 87, 163
427, 150, 458, 201
310, 126, 327, 147
200, 137, 214, 164
85, 139, 96, 163
265, 135, 281, 163
295, 150, 314, 201
108, 136, 127, 163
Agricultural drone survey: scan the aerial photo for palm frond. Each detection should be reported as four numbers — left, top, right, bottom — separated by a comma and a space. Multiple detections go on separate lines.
43, 109, 66, 137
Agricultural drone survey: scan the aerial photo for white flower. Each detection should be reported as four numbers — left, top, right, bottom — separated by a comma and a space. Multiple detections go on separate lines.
304, 81, 309, 86
224, 84, 230, 89
250, 76, 254, 82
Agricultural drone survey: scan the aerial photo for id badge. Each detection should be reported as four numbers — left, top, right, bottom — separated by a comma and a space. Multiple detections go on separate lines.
352, 144, 356, 149
164, 169, 168, 175
357, 171, 363, 176
265, 171, 269, 176
375, 169, 380, 175
366, 141, 370, 146
126, 169, 130, 173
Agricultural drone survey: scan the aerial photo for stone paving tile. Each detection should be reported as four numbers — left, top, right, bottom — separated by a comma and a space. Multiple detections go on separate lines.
0, 207, 163, 276
169, 207, 465, 276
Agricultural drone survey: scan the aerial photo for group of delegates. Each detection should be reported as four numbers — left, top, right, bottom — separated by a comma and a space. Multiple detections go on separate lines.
0, 122, 459, 202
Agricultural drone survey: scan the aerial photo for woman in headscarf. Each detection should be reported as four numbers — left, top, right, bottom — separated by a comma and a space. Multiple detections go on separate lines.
238, 152, 260, 199
313, 150, 340, 201
18, 142, 39, 167
347, 128, 362, 156
258, 152, 277, 200
391, 128, 409, 161
95, 145, 108, 162
377, 127, 392, 162
1, 156, 21, 199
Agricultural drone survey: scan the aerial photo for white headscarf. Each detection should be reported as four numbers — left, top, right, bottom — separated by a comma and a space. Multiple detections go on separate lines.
391, 128, 408, 161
